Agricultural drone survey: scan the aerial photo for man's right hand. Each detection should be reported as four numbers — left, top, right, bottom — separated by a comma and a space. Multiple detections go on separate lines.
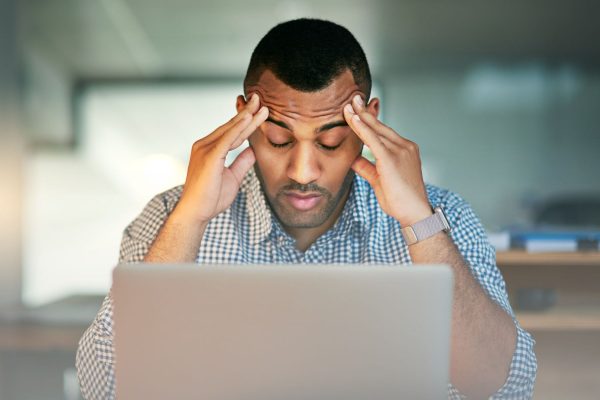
143, 94, 268, 262
175, 93, 268, 224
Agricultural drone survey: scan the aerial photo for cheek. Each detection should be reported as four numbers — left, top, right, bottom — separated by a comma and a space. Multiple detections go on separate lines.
348, 133, 364, 154
248, 133, 287, 185
249, 131, 279, 163
318, 143, 362, 189
333, 136, 363, 165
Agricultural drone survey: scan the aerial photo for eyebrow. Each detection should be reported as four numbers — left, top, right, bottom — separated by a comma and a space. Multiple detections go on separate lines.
266, 117, 348, 134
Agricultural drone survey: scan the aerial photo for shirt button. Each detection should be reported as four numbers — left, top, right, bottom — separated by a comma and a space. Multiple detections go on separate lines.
277, 236, 285, 245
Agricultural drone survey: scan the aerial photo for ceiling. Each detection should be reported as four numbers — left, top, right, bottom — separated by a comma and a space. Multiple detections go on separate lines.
19, 0, 600, 80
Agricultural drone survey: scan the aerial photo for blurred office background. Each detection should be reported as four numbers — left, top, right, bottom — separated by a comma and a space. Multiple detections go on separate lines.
1, 0, 599, 399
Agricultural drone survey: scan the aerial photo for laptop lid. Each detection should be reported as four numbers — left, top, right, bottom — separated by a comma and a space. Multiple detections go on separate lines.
113, 264, 453, 400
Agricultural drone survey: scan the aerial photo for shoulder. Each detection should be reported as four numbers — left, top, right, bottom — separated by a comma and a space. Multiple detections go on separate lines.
352, 177, 473, 226
424, 183, 487, 241
424, 183, 472, 224
355, 179, 486, 250
146, 185, 184, 213
124, 185, 184, 242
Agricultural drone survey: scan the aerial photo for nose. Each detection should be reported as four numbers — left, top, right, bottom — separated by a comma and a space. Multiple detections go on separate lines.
286, 142, 321, 185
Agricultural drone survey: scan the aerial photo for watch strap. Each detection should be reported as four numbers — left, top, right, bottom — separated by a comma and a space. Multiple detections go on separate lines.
401, 207, 451, 245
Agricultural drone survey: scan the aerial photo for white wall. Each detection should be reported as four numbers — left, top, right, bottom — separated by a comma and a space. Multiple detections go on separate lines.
20, 68, 600, 304
381, 65, 600, 230
0, 0, 23, 308
22, 83, 244, 305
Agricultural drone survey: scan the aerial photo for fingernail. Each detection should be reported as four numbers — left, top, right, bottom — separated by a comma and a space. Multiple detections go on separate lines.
250, 93, 258, 103
344, 103, 355, 114
353, 94, 363, 107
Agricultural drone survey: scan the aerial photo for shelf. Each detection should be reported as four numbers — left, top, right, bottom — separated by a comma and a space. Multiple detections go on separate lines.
517, 305, 600, 331
497, 250, 600, 267
0, 324, 87, 351
498, 252, 600, 332
0, 295, 102, 351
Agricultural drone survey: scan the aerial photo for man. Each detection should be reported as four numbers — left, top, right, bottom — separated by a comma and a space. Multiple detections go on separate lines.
76, 18, 536, 399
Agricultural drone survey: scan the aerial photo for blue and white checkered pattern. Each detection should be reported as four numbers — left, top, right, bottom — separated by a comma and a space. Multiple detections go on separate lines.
76, 168, 537, 399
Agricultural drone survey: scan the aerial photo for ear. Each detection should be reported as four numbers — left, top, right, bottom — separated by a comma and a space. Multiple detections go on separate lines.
366, 97, 380, 119
236, 95, 247, 113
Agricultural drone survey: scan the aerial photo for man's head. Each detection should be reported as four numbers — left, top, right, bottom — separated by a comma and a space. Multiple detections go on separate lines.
243, 18, 372, 100
237, 19, 379, 231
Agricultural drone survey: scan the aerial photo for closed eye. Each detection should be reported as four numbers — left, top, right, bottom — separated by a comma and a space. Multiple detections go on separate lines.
318, 143, 341, 151
269, 140, 341, 151
268, 140, 292, 148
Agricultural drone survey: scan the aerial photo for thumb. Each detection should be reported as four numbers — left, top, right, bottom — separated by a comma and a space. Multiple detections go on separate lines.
351, 156, 379, 187
228, 146, 256, 184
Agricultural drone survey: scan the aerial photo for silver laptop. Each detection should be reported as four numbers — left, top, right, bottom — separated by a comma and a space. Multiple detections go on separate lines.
113, 264, 453, 400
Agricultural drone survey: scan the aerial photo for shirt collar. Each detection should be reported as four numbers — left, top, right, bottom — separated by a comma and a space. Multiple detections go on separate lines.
328, 173, 370, 241
242, 168, 274, 245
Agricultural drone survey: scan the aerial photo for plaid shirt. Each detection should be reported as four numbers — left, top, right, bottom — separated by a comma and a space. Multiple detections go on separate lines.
76, 168, 537, 399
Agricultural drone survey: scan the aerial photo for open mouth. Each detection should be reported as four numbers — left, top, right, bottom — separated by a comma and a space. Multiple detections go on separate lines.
284, 192, 323, 211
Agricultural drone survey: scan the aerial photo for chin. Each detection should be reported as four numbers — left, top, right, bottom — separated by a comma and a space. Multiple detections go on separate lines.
274, 205, 332, 229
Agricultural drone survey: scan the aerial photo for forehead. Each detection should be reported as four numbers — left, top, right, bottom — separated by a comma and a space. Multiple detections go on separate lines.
246, 69, 363, 122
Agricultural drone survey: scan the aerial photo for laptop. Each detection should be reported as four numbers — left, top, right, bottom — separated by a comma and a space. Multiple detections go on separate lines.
112, 264, 453, 400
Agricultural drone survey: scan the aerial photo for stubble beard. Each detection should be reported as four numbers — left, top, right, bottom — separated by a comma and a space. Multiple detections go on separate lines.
253, 164, 354, 229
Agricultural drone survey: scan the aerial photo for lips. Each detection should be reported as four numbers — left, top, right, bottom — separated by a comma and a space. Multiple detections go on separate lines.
284, 192, 322, 211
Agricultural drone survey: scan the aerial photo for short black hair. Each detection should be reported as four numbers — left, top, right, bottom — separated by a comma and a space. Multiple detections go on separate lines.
244, 18, 372, 99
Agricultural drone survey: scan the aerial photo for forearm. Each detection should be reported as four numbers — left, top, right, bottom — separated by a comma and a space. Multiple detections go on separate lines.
143, 205, 208, 263
409, 231, 516, 399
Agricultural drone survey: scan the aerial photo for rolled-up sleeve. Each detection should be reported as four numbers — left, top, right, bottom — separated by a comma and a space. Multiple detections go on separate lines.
76, 294, 117, 400
76, 189, 179, 399
435, 188, 537, 399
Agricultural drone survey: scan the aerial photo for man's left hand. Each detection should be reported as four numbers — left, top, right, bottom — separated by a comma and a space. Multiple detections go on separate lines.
343, 94, 432, 226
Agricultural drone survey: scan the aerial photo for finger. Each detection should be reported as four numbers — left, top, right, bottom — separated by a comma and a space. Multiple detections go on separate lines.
343, 104, 388, 159
230, 106, 269, 150
378, 134, 401, 151
204, 94, 261, 144
212, 113, 252, 157
351, 155, 380, 189
219, 105, 268, 154
224, 93, 261, 128
351, 95, 410, 146
228, 146, 256, 184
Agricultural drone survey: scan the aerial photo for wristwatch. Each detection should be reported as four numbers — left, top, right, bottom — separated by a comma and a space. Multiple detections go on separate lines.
401, 206, 451, 246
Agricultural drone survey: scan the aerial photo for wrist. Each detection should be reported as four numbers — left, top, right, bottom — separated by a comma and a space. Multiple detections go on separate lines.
144, 202, 208, 263
170, 201, 210, 231
398, 203, 434, 227
401, 205, 451, 246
